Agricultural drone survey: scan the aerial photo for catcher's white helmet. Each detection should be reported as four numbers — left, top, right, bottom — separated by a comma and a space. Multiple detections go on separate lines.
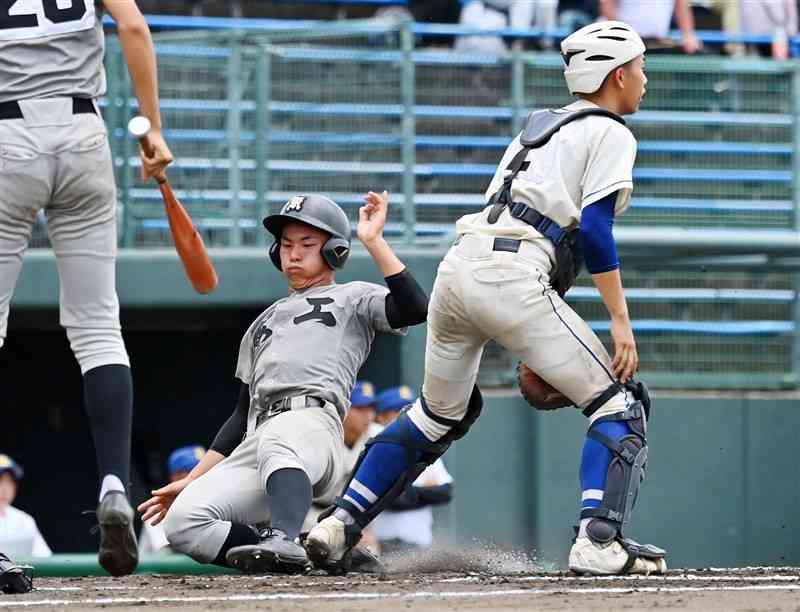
561, 21, 646, 95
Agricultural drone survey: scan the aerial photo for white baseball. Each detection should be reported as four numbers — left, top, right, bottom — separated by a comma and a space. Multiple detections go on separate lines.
127, 116, 151, 138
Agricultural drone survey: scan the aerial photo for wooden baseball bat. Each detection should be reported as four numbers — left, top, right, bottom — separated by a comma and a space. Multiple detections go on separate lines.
136, 126, 218, 295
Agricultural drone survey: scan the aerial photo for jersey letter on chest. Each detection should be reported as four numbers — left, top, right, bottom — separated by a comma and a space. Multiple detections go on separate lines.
293, 297, 336, 327
253, 323, 272, 350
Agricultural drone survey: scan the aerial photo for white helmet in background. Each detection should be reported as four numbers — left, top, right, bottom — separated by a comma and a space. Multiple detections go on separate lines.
561, 21, 646, 95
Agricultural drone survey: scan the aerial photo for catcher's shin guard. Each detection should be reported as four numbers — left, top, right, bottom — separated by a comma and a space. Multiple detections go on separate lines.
321, 386, 483, 537
581, 397, 666, 567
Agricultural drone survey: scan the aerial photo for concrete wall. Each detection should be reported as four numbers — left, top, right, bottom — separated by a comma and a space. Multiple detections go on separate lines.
441, 392, 800, 569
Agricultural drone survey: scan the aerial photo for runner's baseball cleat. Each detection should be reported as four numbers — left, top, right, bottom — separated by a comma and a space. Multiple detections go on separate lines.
227, 529, 310, 575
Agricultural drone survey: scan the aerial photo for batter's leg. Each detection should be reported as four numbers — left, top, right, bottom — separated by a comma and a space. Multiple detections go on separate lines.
0, 128, 50, 350
47, 112, 135, 575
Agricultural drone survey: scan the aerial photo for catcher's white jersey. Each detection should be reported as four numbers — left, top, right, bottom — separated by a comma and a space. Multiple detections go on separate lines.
456, 99, 637, 247
405, 100, 639, 442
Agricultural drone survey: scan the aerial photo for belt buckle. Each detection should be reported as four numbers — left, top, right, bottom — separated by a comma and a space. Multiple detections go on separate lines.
257, 397, 291, 428
267, 397, 291, 417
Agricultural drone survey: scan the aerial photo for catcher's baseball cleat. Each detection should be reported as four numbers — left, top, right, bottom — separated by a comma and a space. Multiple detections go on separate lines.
569, 536, 667, 576
348, 545, 385, 575
96, 491, 139, 577
226, 529, 310, 575
0, 553, 33, 594
305, 516, 353, 575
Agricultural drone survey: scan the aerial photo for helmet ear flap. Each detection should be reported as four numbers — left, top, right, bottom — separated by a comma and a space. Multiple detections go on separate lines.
322, 237, 350, 269
269, 242, 282, 271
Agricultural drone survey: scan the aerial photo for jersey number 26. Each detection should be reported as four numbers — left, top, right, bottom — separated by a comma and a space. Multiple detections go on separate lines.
0, 0, 93, 40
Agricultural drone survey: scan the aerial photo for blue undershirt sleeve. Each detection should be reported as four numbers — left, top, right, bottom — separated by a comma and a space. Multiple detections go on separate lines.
578, 192, 620, 274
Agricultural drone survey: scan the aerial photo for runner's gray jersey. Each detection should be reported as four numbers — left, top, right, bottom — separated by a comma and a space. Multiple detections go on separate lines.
0, 0, 105, 103
236, 281, 406, 431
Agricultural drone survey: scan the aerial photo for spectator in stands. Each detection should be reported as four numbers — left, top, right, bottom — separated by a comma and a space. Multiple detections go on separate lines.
0, 455, 51, 558
139, 446, 206, 555
410, 0, 461, 25
710, 0, 745, 57
600, 0, 702, 54
558, 0, 599, 33
369, 386, 454, 557
739, 0, 798, 59
454, 0, 559, 55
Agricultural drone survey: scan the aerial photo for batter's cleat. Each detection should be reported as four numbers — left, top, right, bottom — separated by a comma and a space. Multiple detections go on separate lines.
96, 491, 139, 577
0, 553, 33, 594
226, 529, 310, 575
305, 516, 354, 575
569, 536, 667, 576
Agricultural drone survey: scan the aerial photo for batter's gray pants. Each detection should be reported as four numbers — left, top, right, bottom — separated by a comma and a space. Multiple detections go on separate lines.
0, 97, 128, 373
164, 403, 345, 563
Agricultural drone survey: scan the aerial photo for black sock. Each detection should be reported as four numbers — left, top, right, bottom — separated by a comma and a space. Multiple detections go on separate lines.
266, 468, 312, 540
211, 523, 260, 567
83, 364, 133, 493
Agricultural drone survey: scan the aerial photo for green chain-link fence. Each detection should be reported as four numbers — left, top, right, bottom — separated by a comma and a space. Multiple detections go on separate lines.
27, 20, 800, 389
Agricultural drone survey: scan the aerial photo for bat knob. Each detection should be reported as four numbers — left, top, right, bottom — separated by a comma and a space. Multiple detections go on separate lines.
128, 116, 151, 138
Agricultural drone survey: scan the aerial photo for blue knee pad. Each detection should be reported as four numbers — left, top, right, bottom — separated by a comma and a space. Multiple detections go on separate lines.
329, 386, 483, 531
345, 415, 429, 509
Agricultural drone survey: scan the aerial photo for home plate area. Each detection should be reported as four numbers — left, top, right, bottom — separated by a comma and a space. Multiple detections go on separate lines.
3, 567, 799, 612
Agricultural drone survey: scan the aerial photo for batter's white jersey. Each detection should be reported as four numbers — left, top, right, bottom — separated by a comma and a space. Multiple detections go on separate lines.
614, 0, 676, 39
0, 505, 52, 558
456, 99, 638, 252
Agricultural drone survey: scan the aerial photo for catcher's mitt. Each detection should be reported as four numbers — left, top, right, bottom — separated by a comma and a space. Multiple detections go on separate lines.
517, 362, 573, 410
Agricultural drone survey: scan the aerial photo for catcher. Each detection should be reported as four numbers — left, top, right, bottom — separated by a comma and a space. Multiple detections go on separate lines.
138, 191, 427, 574
307, 20, 666, 576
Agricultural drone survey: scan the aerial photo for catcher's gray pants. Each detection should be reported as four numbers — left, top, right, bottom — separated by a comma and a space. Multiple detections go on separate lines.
408, 233, 631, 441
0, 97, 128, 373
164, 403, 345, 563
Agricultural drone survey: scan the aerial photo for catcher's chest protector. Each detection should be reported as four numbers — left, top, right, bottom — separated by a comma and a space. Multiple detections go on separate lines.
488, 108, 626, 297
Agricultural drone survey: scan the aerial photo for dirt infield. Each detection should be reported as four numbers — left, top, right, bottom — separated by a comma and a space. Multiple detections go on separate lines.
2, 567, 799, 611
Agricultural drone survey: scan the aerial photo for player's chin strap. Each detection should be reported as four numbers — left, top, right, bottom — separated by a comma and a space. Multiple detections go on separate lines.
319, 386, 484, 546
580, 378, 665, 568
